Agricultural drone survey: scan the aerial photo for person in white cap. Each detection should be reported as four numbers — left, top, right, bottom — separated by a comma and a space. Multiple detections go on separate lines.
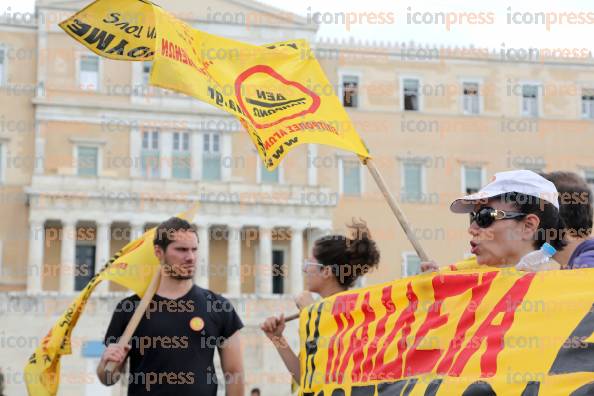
422, 170, 566, 270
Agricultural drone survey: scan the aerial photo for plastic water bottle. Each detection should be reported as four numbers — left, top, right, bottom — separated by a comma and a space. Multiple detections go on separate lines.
515, 243, 557, 272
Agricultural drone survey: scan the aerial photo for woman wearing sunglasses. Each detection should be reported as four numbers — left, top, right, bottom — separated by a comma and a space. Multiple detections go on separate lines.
453, 170, 566, 267
259, 220, 380, 383
424, 170, 566, 271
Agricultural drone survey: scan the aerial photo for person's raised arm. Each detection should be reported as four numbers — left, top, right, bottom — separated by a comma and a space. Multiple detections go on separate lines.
260, 314, 300, 383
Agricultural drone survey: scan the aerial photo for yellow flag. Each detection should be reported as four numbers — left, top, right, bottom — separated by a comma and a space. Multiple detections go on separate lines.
59, 0, 370, 170
24, 206, 198, 395
298, 267, 594, 395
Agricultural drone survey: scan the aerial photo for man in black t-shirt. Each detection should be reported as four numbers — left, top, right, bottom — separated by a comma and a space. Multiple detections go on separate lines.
97, 217, 245, 396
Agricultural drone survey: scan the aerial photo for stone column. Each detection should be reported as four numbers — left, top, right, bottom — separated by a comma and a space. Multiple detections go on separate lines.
94, 220, 111, 293
290, 227, 304, 294
256, 226, 272, 295
27, 219, 44, 294
196, 224, 210, 288
130, 221, 144, 240
227, 225, 241, 296
59, 219, 77, 294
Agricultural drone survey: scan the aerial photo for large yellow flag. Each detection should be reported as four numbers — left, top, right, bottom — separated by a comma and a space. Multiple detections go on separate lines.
24, 207, 197, 396
298, 267, 594, 395
59, 0, 370, 170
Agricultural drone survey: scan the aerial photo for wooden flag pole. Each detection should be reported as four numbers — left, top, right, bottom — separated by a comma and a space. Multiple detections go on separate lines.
284, 313, 300, 322
363, 157, 430, 262
105, 268, 162, 379
282, 157, 429, 322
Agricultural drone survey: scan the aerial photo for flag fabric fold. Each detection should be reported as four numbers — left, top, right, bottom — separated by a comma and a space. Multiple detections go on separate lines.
59, 0, 370, 170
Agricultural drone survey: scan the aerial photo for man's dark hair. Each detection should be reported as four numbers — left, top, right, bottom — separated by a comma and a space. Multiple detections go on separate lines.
498, 192, 567, 251
153, 217, 197, 251
250, 388, 261, 396
541, 171, 593, 238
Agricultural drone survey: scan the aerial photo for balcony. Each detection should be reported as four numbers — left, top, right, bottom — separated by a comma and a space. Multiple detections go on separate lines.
27, 174, 338, 208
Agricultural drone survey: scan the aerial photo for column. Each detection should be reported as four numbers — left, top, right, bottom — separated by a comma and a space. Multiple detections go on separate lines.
256, 226, 272, 295
195, 224, 209, 288
306, 227, 317, 258
59, 220, 76, 294
226, 225, 241, 296
130, 221, 144, 240
191, 132, 203, 180
34, 122, 45, 175
129, 127, 142, 178
161, 131, 173, 179
27, 220, 44, 294
307, 144, 318, 186
290, 226, 304, 294
221, 133, 232, 182
94, 220, 111, 293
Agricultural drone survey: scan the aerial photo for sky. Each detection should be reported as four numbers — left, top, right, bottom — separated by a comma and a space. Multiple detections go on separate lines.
1, 0, 593, 52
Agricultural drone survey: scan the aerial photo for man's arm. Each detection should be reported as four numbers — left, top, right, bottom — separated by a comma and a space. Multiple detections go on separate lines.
97, 344, 130, 386
219, 331, 244, 396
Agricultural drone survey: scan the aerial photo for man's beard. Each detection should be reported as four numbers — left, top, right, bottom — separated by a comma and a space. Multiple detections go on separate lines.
162, 260, 194, 280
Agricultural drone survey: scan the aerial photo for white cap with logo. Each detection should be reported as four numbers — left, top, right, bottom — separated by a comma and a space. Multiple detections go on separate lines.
450, 170, 559, 213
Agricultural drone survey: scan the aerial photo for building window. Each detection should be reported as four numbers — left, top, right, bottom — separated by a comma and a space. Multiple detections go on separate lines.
342, 75, 358, 108
402, 162, 423, 202
341, 159, 362, 196
582, 88, 594, 119
77, 146, 99, 177
75, 245, 95, 291
403, 253, 421, 277
272, 249, 285, 295
0, 47, 5, 86
172, 132, 191, 179
403, 78, 420, 111
462, 82, 480, 115
463, 166, 483, 194
584, 169, 594, 193
521, 84, 539, 117
202, 133, 221, 181
141, 130, 160, 178
79, 54, 99, 91
261, 162, 280, 184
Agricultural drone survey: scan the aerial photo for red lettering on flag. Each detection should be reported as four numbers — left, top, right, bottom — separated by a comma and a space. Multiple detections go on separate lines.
448, 272, 536, 377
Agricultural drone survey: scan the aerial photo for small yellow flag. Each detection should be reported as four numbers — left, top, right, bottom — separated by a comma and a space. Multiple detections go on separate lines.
24, 206, 197, 395
59, 0, 370, 170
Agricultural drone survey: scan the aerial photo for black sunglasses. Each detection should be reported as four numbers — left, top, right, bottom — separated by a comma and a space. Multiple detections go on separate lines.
469, 207, 527, 228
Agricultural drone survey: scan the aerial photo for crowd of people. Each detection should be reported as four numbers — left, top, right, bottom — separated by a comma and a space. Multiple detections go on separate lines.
94, 169, 592, 395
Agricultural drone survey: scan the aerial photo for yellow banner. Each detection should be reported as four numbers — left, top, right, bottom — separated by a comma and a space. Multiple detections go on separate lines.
298, 268, 594, 395
59, 0, 370, 170
24, 207, 197, 396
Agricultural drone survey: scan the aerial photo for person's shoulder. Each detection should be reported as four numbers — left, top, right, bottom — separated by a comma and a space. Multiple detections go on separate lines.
117, 294, 141, 304
112, 294, 141, 313
571, 239, 594, 268
195, 286, 231, 304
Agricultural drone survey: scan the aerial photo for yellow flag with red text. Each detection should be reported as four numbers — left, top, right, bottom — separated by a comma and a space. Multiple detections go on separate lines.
24, 206, 198, 396
59, 0, 370, 170
299, 267, 594, 395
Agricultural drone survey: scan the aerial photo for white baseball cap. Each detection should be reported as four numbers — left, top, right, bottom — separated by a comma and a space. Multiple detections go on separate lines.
450, 170, 559, 213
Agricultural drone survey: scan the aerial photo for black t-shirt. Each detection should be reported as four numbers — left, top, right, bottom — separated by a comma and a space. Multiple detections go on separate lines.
104, 285, 243, 396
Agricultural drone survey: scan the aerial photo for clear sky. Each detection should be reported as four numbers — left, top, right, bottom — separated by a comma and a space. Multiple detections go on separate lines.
1, 0, 592, 51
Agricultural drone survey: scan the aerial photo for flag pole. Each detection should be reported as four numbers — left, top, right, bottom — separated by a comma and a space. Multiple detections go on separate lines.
105, 268, 162, 379
363, 157, 430, 262
283, 157, 429, 322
